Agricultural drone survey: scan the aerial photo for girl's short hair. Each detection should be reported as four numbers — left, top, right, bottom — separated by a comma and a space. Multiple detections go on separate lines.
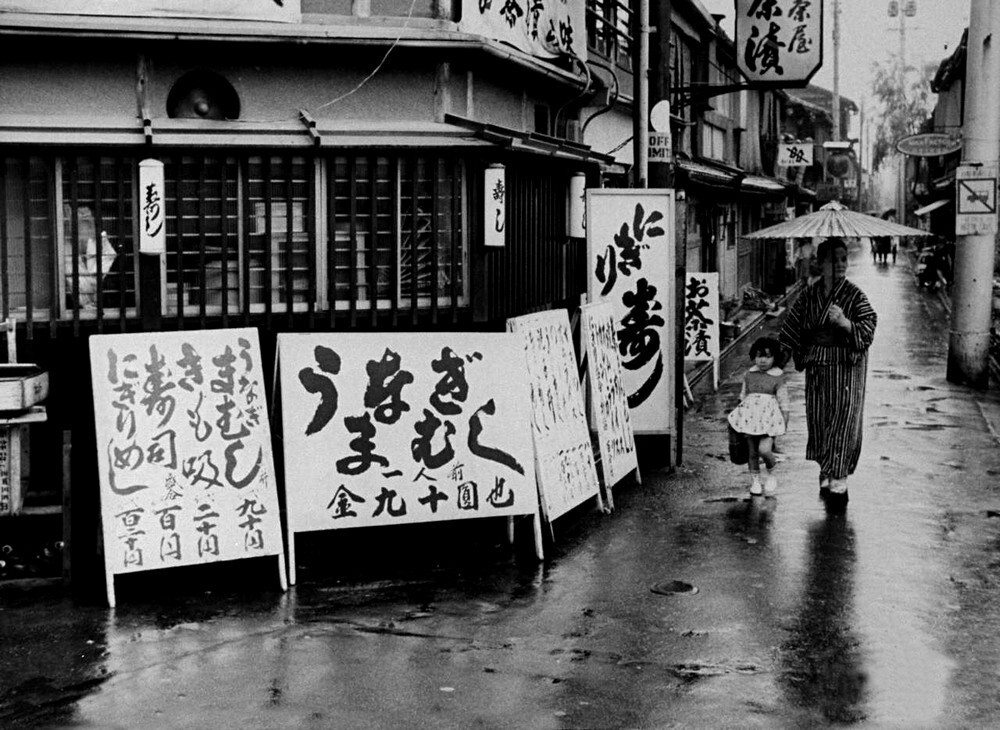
816, 236, 848, 263
750, 336, 782, 361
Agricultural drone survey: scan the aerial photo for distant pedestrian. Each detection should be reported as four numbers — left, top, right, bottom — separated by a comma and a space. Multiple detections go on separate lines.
779, 237, 878, 511
727, 336, 790, 498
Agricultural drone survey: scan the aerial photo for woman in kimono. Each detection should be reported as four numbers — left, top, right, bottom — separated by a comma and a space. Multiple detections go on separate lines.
779, 237, 877, 511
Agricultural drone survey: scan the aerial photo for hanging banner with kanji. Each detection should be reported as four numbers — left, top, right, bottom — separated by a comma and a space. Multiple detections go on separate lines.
507, 309, 600, 523
586, 189, 676, 435
684, 272, 720, 363
0, 0, 301, 22
460, 0, 586, 61
735, 0, 823, 85
89, 329, 286, 607
580, 301, 638, 491
277, 333, 540, 580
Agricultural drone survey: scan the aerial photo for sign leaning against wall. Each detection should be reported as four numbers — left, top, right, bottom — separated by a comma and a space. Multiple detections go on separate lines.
89, 328, 287, 608
507, 309, 601, 526
277, 332, 541, 584
586, 189, 676, 435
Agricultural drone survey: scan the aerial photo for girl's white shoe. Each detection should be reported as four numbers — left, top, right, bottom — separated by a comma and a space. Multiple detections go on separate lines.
749, 474, 763, 496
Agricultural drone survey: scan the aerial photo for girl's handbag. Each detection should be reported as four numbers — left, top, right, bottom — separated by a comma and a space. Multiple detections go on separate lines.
728, 424, 748, 465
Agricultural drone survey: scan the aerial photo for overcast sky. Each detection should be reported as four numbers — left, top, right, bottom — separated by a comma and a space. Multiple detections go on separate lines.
699, 0, 970, 112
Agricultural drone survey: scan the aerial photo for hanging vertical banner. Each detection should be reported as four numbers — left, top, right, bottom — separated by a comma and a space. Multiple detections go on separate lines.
580, 301, 638, 491
684, 272, 720, 362
586, 189, 675, 435
277, 333, 541, 583
484, 164, 506, 248
507, 309, 600, 524
734, 0, 823, 85
138, 159, 166, 255
0, 429, 10, 516
568, 173, 587, 238
0, 0, 301, 22
89, 328, 286, 607
459, 0, 585, 61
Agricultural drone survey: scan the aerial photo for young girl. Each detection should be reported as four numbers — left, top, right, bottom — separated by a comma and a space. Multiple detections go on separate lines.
727, 336, 790, 496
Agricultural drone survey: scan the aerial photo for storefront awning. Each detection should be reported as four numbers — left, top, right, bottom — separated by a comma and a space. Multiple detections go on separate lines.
914, 199, 951, 216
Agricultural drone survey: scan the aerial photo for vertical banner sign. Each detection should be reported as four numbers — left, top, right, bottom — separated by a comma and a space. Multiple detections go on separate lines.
735, 0, 823, 85
0, 429, 10, 516
507, 309, 601, 524
459, 0, 585, 60
586, 189, 675, 435
484, 164, 506, 248
139, 159, 166, 255
580, 301, 638, 492
684, 272, 720, 362
277, 333, 540, 583
568, 173, 587, 238
90, 329, 286, 607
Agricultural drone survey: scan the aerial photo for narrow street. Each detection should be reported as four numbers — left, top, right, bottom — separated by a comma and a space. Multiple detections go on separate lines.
5, 241, 1000, 729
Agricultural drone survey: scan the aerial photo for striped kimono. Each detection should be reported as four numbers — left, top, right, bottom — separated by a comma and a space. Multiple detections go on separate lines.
779, 278, 877, 480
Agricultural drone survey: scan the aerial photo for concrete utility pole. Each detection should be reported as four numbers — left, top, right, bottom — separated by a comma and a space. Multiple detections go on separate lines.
632, 0, 650, 187
947, 0, 999, 388
831, 0, 840, 142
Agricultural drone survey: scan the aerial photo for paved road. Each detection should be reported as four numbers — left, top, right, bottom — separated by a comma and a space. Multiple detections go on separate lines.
5, 241, 1000, 729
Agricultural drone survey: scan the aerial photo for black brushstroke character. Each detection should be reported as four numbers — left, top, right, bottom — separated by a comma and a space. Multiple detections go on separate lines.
298, 345, 342, 436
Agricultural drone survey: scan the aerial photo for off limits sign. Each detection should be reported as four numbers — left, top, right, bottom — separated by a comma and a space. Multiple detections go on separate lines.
735, 0, 823, 85
956, 163, 997, 236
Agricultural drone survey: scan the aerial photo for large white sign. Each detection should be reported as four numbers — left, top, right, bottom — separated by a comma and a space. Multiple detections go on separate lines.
278, 333, 540, 582
507, 309, 600, 523
580, 302, 638, 494
1, 0, 300, 22
684, 272, 720, 362
586, 189, 675, 435
89, 329, 286, 607
460, 0, 585, 60
735, 0, 823, 85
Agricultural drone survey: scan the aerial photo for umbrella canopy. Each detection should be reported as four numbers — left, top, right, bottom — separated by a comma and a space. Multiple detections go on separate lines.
742, 201, 932, 240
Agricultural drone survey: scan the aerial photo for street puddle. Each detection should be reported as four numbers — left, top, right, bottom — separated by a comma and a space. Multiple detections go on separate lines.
650, 580, 699, 596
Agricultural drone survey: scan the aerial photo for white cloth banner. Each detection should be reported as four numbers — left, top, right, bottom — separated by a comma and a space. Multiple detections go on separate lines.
507, 309, 599, 522
278, 333, 539, 537
683, 272, 720, 362
459, 0, 586, 61
586, 189, 676, 435
0, 0, 301, 22
89, 329, 284, 581
581, 301, 638, 489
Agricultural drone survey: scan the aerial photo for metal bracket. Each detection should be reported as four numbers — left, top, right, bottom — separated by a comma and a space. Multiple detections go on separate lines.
299, 110, 322, 147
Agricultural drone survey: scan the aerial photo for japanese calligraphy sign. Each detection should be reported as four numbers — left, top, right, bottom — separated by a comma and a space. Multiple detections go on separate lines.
0, 0, 301, 22
460, 0, 585, 60
484, 165, 506, 248
778, 142, 813, 167
586, 189, 675, 436
89, 329, 285, 607
684, 273, 720, 363
580, 302, 638, 492
277, 333, 540, 581
139, 159, 166, 255
507, 309, 600, 523
735, 0, 823, 85
0, 429, 10, 516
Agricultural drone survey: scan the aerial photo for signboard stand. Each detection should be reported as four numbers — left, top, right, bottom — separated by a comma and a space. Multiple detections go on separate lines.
90, 329, 287, 608
276, 332, 544, 585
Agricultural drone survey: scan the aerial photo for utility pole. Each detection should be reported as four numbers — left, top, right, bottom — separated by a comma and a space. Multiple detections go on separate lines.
831, 0, 840, 142
947, 0, 998, 388
632, 0, 650, 188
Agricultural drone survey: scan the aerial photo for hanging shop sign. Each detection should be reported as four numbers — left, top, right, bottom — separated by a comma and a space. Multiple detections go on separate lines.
735, 0, 823, 85
484, 164, 506, 248
277, 332, 541, 584
580, 301, 639, 495
138, 159, 166, 255
0, 0, 300, 22
778, 142, 814, 167
460, 0, 586, 60
586, 189, 675, 436
508, 309, 601, 523
896, 133, 963, 157
89, 328, 287, 607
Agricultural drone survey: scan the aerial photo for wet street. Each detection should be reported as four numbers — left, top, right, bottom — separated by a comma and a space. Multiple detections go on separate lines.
6, 241, 1000, 729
